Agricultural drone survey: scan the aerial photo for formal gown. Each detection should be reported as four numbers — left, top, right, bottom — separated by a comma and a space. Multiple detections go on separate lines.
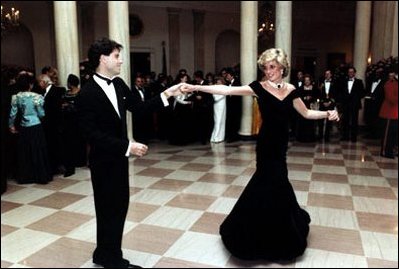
220, 81, 311, 261
211, 94, 226, 143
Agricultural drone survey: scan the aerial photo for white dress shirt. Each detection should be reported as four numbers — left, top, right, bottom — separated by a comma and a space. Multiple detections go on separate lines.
371, 79, 381, 94
348, 78, 354, 94
324, 81, 331, 95
93, 75, 120, 118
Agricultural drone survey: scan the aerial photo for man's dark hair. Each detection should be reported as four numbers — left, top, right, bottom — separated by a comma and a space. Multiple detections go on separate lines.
88, 37, 123, 69
16, 73, 35, 92
224, 67, 235, 77
193, 70, 204, 79
41, 65, 52, 74
67, 74, 80, 88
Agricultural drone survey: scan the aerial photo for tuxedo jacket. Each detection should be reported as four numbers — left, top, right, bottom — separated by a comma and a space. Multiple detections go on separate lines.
338, 78, 365, 110
365, 79, 385, 104
318, 80, 338, 111
77, 77, 164, 163
43, 85, 66, 131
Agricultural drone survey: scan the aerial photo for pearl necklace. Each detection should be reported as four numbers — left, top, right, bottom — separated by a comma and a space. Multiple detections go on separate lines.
267, 80, 284, 90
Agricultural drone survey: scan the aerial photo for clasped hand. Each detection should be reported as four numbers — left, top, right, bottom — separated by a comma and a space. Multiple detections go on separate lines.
162, 83, 196, 97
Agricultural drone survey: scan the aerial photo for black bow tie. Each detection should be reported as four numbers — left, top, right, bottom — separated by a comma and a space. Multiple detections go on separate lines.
349, 79, 354, 81
96, 73, 113, 85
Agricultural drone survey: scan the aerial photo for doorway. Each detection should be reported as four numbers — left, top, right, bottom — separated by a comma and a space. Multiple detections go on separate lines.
130, 52, 151, 80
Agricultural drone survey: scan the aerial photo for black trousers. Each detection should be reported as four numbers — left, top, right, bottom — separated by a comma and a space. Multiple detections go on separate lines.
341, 106, 360, 141
90, 158, 130, 263
381, 119, 398, 156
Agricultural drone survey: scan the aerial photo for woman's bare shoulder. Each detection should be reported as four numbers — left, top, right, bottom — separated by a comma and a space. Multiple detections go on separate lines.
286, 82, 296, 91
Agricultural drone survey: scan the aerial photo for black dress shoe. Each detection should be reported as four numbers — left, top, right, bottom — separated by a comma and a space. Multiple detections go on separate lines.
94, 258, 142, 268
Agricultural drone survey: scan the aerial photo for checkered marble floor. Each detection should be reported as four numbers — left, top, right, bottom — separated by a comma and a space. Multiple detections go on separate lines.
1, 138, 398, 268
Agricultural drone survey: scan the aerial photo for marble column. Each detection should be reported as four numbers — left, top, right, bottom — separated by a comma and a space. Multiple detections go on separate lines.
193, 10, 205, 72
168, 8, 181, 77
239, 1, 257, 137
108, 1, 132, 139
353, 1, 371, 126
371, 2, 384, 63
383, 1, 395, 59
53, 1, 80, 87
353, 1, 371, 84
371, 1, 396, 63
392, 2, 398, 57
275, 1, 292, 82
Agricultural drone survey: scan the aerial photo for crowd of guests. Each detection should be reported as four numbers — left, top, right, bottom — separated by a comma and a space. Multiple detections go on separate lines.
290, 56, 398, 158
2, 65, 87, 185
1, 63, 246, 185
126, 67, 243, 146
1, 56, 398, 186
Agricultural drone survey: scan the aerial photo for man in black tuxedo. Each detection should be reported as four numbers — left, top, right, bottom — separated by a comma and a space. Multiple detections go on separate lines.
317, 69, 338, 142
77, 37, 181, 268
338, 67, 366, 142
363, 68, 385, 139
38, 74, 66, 175
131, 76, 153, 144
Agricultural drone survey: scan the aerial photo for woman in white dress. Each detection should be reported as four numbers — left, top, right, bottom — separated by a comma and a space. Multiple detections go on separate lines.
211, 76, 227, 143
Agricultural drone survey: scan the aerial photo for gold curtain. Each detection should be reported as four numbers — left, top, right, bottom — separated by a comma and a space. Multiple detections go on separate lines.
251, 97, 262, 135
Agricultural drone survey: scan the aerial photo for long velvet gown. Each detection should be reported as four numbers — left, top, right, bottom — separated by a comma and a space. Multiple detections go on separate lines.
219, 81, 311, 261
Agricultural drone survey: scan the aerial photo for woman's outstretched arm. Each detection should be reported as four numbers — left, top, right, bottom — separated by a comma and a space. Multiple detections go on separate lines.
293, 98, 339, 121
181, 83, 254, 96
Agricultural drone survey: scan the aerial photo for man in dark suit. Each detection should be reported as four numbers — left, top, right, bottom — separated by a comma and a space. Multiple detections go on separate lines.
38, 74, 66, 175
131, 75, 153, 144
317, 69, 338, 142
77, 37, 181, 268
363, 68, 385, 139
338, 67, 365, 142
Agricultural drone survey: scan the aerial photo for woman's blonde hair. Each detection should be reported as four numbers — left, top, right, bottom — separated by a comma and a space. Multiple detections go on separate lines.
257, 48, 290, 78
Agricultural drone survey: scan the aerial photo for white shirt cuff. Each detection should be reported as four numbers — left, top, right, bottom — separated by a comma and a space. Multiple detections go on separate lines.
160, 92, 170, 107
125, 141, 133, 157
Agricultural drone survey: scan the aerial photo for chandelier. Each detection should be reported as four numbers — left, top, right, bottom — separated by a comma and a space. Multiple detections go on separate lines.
258, 2, 275, 40
1, 5, 20, 38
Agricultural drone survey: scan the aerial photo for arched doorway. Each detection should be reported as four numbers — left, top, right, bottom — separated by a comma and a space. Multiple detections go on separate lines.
1, 23, 35, 71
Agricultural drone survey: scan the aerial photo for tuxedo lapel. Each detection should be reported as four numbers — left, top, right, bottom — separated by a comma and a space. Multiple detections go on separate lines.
93, 83, 122, 121
114, 86, 126, 121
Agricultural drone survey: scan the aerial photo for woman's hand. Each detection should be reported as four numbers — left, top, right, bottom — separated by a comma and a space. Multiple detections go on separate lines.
181, 83, 196, 93
327, 110, 339, 121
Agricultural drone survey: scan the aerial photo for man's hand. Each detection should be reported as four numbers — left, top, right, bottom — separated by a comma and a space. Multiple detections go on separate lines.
130, 142, 148, 157
9, 126, 18, 134
181, 83, 195, 93
164, 83, 183, 97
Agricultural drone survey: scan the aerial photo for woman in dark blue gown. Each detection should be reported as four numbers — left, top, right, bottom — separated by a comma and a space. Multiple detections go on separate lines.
182, 48, 339, 261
